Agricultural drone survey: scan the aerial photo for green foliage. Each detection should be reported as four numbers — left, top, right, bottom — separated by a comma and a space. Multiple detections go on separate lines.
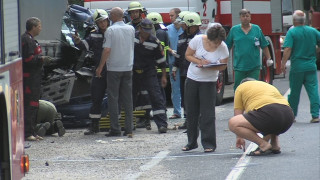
68, 0, 84, 6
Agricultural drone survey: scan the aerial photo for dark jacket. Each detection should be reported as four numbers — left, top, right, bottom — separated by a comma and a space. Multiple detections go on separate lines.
75, 28, 106, 75
133, 32, 166, 70
21, 32, 43, 105
174, 29, 201, 76
154, 24, 169, 60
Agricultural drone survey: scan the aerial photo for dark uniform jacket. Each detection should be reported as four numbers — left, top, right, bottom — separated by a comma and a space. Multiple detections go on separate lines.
154, 25, 169, 59
21, 32, 43, 107
133, 32, 166, 70
75, 28, 106, 75
128, 21, 141, 31
174, 29, 201, 76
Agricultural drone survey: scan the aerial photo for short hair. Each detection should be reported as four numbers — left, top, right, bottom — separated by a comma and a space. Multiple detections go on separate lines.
170, 8, 181, 16
240, 77, 256, 84
293, 10, 306, 24
26, 17, 41, 31
239, 9, 250, 16
206, 25, 226, 42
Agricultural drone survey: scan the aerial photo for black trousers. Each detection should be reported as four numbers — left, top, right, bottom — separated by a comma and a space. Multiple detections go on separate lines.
185, 78, 217, 149
24, 75, 41, 137
89, 74, 107, 119
180, 76, 186, 108
133, 69, 167, 128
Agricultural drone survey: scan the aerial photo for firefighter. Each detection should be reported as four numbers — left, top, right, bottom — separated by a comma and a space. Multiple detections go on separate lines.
176, 11, 190, 32
127, 1, 145, 30
133, 19, 168, 133
172, 12, 202, 130
127, 1, 154, 129
22, 17, 52, 141
146, 12, 170, 58
72, 9, 110, 135
145, 12, 169, 129
36, 100, 66, 137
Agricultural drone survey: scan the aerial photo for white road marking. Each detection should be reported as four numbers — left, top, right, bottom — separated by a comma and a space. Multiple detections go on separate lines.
284, 88, 290, 98
226, 133, 264, 180
125, 150, 170, 180
29, 152, 243, 162
225, 143, 258, 180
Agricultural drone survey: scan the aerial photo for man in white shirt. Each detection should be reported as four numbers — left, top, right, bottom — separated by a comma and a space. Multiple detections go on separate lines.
96, 7, 135, 137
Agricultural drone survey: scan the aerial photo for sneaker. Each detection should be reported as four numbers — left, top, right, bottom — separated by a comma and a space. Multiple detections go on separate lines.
158, 126, 167, 133
310, 118, 319, 123
26, 135, 37, 141
54, 120, 66, 137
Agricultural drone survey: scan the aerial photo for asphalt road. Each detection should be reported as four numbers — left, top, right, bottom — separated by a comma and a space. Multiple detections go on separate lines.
23, 71, 320, 180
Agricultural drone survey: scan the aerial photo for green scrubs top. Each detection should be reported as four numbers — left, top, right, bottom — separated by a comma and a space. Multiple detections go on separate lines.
283, 25, 320, 72
226, 24, 269, 71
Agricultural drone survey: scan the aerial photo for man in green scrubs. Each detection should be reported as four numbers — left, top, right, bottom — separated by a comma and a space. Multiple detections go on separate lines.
226, 9, 272, 91
282, 10, 320, 123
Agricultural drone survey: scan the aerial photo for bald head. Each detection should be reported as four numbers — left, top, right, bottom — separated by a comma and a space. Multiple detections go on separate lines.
293, 10, 305, 25
110, 7, 124, 22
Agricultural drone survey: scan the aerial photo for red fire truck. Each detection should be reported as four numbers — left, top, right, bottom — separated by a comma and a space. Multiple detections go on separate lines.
1, 0, 68, 179
0, 1, 29, 180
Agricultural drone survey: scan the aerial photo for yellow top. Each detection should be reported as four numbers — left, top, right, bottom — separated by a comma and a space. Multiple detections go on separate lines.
234, 81, 289, 112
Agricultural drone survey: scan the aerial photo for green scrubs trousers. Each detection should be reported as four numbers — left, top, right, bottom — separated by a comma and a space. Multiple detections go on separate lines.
288, 70, 320, 118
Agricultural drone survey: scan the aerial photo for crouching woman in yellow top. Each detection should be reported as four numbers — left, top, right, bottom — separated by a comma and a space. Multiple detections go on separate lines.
228, 78, 294, 156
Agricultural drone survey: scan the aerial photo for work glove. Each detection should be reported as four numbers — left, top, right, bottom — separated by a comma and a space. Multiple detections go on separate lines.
171, 50, 180, 58
172, 66, 178, 81
266, 59, 273, 67
42, 56, 52, 66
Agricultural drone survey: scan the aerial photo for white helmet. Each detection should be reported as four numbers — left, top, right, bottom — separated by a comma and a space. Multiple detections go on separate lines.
93, 9, 109, 22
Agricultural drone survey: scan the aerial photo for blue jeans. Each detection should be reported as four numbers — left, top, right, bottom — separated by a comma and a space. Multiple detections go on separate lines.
169, 64, 182, 117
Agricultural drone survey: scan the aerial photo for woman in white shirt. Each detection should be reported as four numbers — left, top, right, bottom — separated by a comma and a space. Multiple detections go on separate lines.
182, 25, 229, 153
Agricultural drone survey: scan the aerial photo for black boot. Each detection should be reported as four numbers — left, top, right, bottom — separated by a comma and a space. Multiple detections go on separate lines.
84, 122, 94, 135
92, 119, 100, 133
178, 120, 187, 129
84, 119, 99, 135
136, 118, 146, 128
145, 119, 151, 130
54, 120, 66, 137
